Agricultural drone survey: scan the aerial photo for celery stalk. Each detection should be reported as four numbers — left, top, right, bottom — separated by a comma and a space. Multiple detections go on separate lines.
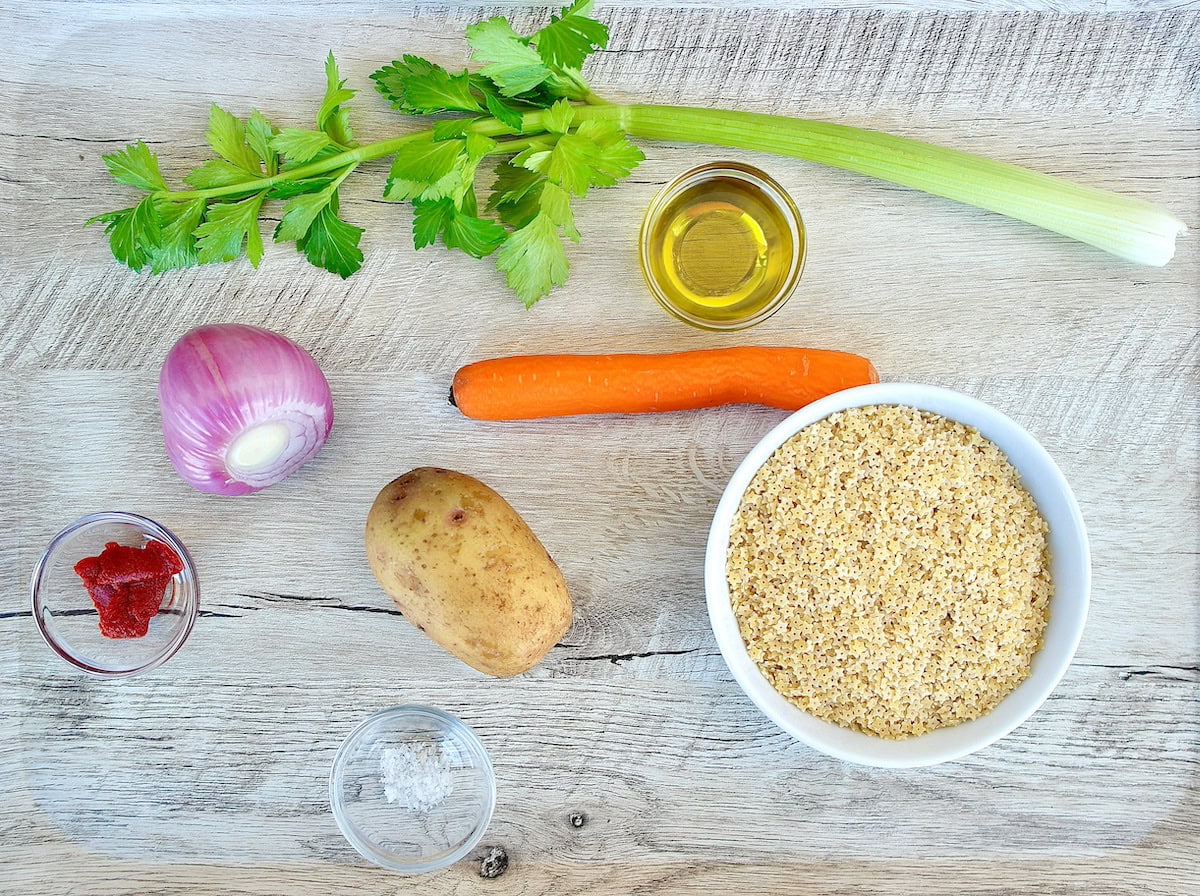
95, 15, 1188, 298
576, 104, 1186, 267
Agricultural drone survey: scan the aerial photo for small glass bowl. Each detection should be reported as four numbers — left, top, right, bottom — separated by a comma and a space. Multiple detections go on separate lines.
30, 511, 199, 678
330, 706, 496, 874
639, 161, 806, 331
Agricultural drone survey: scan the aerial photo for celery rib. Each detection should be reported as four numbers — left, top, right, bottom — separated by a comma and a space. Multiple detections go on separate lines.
588, 104, 1186, 267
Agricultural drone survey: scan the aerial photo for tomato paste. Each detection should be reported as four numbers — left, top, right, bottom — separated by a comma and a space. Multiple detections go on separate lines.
73, 540, 184, 639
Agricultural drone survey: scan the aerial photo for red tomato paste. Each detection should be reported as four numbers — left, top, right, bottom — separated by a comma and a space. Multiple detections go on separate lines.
73, 541, 184, 639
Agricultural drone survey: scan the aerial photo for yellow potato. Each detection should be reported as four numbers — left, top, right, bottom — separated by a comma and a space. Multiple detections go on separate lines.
365, 467, 573, 677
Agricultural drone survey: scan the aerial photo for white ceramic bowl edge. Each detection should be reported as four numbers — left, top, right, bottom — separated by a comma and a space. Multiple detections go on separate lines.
705, 383, 1091, 767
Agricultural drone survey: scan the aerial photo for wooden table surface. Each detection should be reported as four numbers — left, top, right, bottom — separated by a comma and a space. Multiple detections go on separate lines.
2, 2, 1197, 893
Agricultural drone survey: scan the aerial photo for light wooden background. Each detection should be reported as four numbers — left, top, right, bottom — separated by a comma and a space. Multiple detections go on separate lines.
2, 1, 1197, 894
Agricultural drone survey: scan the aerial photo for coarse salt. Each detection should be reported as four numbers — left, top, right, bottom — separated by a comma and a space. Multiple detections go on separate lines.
379, 742, 455, 813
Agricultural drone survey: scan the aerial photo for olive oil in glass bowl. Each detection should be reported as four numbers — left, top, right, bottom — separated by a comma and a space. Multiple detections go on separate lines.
640, 162, 806, 331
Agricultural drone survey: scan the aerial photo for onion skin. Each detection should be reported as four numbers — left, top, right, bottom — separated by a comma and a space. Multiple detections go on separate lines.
159, 324, 334, 495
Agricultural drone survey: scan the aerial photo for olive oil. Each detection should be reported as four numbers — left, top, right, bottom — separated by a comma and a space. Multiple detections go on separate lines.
640, 163, 804, 330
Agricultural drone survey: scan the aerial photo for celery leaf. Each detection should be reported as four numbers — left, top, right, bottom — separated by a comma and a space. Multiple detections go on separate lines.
532, 1, 608, 71
538, 181, 580, 241
384, 171, 459, 202
467, 17, 552, 97
388, 137, 465, 185
480, 87, 527, 131
543, 98, 575, 135
195, 192, 267, 267
206, 104, 262, 174
371, 55, 439, 113
246, 110, 278, 176
390, 132, 495, 205
487, 160, 545, 228
522, 120, 643, 196
413, 197, 507, 258
296, 204, 364, 278
318, 52, 356, 147
492, 180, 583, 304
444, 208, 508, 257
150, 199, 204, 273
433, 118, 482, 142
412, 198, 452, 250
184, 158, 261, 190
101, 196, 161, 272
489, 159, 545, 207
403, 67, 483, 114
272, 128, 335, 165
266, 177, 335, 200
101, 142, 169, 193
275, 188, 334, 242
495, 212, 569, 307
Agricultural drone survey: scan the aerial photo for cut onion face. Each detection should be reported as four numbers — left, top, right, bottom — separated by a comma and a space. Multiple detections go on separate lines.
159, 324, 334, 495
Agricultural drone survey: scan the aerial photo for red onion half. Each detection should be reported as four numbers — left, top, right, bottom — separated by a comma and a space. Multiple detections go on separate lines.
159, 324, 334, 495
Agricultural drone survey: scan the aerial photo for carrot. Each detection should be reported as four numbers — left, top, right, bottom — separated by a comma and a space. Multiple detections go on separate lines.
451, 347, 879, 421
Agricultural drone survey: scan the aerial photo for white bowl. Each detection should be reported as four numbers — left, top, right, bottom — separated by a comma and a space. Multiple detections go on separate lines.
705, 384, 1090, 767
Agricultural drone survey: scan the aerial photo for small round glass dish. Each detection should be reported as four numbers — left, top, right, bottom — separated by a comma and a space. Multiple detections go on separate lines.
329, 706, 496, 874
30, 511, 199, 678
639, 161, 806, 331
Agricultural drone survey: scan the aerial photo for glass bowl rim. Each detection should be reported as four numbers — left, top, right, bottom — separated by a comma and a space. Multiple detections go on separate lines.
30, 510, 200, 678
638, 159, 807, 332
328, 704, 497, 875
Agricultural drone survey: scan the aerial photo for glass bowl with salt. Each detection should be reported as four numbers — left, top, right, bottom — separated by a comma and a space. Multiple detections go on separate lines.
329, 705, 496, 873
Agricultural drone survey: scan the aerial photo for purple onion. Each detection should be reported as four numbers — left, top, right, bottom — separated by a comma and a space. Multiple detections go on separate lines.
159, 324, 334, 495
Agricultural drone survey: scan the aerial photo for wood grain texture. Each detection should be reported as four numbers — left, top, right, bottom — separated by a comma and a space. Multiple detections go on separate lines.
1, 1, 1197, 894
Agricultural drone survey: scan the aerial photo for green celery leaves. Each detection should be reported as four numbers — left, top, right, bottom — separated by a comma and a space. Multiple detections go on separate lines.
90, 54, 368, 279
195, 193, 267, 266
92, 1, 642, 303
413, 198, 507, 257
467, 17, 552, 98
271, 129, 336, 165
101, 142, 169, 192
532, 0, 609, 71
205, 104, 263, 174
297, 203, 364, 279
369, 4, 638, 305
317, 52, 356, 147
521, 119, 644, 197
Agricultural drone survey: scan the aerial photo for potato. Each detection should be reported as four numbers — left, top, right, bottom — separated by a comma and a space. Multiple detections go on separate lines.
365, 467, 573, 677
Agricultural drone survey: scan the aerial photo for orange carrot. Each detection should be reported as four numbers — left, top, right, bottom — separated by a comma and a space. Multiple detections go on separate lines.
451, 347, 879, 421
